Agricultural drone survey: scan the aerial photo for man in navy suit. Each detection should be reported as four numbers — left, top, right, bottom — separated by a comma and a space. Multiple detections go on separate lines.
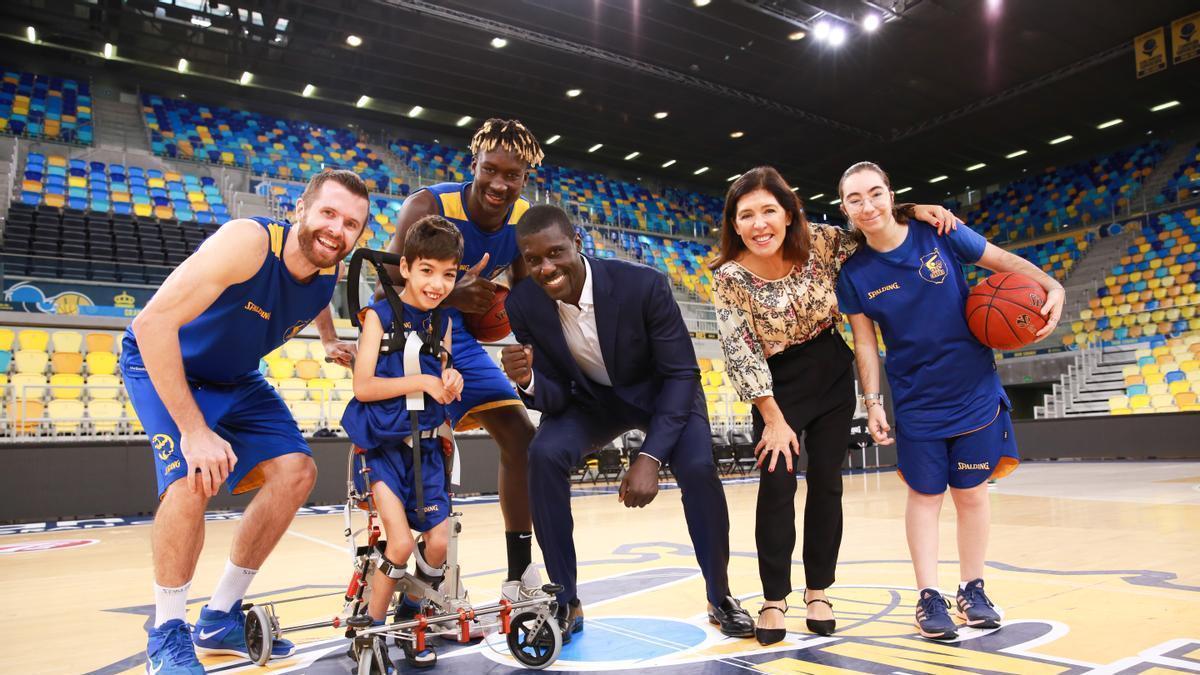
500, 204, 754, 640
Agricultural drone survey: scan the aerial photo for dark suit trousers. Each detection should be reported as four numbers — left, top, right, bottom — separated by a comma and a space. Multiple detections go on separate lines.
528, 384, 732, 607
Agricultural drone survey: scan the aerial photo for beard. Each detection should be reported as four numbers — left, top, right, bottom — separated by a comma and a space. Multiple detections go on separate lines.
296, 214, 345, 268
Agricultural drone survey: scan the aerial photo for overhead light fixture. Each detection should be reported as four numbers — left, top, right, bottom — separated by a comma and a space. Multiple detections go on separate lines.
1096, 118, 1123, 129
788, 30, 806, 41
356, 95, 371, 108
895, 186, 913, 194
588, 143, 603, 153
654, 111, 669, 119
729, 131, 745, 139
862, 14, 881, 32
1005, 149, 1028, 159
545, 134, 561, 144
346, 35, 362, 47
693, 0, 711, 6
490, 37, 508, 49
726, 174, 741, 182
829, 26, 847, 46
830, 198, 842, 205
791, 187, 800, 192
409, 105, 423, 117
693, 166, 709, 175
177, 58, 189, 73
239, 71, 253, 85
624, 151, 640, 160
810, 193, 825, 200
1049, 134, 1073, 144
26, 26, 36, 43
456, 115, 473, 127
813, 21, 831, 41
301, 84, 315, 97
661, 159, 676, 168
190, 15, 212, 28
103, 43, 115, 59
1150, 100, 1180, 112
929, 175, 949, 183
566, 88, 582, 98
966, 162, 986, 171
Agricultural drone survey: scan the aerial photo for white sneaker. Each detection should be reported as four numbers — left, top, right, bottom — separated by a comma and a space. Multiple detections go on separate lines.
500, 563, 544, 603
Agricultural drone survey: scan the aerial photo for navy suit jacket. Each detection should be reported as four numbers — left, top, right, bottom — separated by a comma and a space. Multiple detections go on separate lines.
505, 255, 704, 462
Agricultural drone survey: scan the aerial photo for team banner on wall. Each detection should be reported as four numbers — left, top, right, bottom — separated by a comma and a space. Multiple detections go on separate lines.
1171, 11, 1200, 64
1135, 26, 1168, 78
1, 280, 152, 316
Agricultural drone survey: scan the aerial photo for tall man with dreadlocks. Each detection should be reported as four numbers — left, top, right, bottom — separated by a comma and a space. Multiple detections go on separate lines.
316, 118, 543, 601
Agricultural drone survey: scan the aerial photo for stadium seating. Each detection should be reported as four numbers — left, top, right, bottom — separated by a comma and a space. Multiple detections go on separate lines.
964, 229, 1092, 287
0, 68, 93, 144
1160, 142, 1200, 204
257, 181, 397, 251
143, 93, 403, 193
1107, 336, 1200, 413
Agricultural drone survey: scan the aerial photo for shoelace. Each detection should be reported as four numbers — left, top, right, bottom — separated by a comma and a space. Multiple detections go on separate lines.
919, 594, 951, 619
962, 585, 994, 608
164, 622, 199, 663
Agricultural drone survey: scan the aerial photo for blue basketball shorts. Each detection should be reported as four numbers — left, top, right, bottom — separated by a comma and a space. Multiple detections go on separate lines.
896, 403, 1020, 495
354, 437, 449, 533
443, 308, 524, 431
122, 368, 310, 498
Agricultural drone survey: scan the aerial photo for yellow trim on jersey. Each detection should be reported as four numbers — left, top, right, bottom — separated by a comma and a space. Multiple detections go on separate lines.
507, 198, 530, 225
267, 223, 285, 258
439, 192, 468, 221
453, 399, 525, 432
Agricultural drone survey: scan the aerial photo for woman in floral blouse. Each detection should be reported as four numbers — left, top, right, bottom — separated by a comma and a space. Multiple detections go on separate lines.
710, 166, 955, 644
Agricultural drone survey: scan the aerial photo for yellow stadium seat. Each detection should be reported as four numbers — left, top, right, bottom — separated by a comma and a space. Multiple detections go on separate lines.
86, 374, 122, 400
306, 378, 334, 401
708, 372, 724, 387
18, 329, 49, 351
288, 400, 323, 432
1143, 371, 1165, 386
334, 378, 354, 400
85, 332, 116, 353
731, 401, 752, 417
308, 341, 328, 360
14, 350, 48, 374
86, 351, 118, 375
7, 398, 44, 434
125, 400, 143, 433
278, 377, 307, 401
321, 360, 349, 380
294, 359, 321, 380
1123, 374, 1143, 386
50, 373, 85, 400
1147, 383, 1170, 397
283, 341, 310, 360
1128, 393, 1151, 410
50, 330, 83, 353
698, 358, 712, 372
1176, 392, 1198, 408
326, 399, 349, 430
268, 358, 295, 380
263, 346, 285, 363
1150, 393, 1175, 409
47, 399, 85, 434
87, 399, 123, 434
51, 351, 83, 374
0, 328, 14, 351
710, 359, 725, 373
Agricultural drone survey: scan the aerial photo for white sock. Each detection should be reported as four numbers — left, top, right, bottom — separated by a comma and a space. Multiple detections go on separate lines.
154, 581, 191, 628
208, 560, 258, 613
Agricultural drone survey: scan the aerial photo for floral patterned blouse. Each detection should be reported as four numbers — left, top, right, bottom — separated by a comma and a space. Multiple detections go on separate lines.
712, 224, 857, 401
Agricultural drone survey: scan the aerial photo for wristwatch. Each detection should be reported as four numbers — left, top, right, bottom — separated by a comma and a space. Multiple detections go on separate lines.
862, 392, 884, 408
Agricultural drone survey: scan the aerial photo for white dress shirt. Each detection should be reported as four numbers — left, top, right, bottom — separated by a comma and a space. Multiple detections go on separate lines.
521, 256, 611, 393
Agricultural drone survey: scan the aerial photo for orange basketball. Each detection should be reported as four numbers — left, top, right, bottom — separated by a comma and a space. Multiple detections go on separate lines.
966, 272, 1047, 350
463, 286, 511, 343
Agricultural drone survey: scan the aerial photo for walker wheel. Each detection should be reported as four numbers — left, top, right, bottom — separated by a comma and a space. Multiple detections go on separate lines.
355, 635, 390, 675
506, 610, 562, 670
244, 604, 274, 666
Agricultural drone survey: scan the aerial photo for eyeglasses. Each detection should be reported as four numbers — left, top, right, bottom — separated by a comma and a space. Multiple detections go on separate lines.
843, 193, 890, 212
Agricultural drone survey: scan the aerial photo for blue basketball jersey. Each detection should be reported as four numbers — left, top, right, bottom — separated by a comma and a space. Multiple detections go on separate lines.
836, 224, 1009, 440
340, 298, 447, 450
421, 181, 530, 281
121, 216, 338, 384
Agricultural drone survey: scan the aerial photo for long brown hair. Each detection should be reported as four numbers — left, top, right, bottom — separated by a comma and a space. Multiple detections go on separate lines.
709, 166, 811, 271
837, 161, 915, 245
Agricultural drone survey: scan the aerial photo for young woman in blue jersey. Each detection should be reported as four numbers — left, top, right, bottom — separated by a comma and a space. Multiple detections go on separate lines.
833, 161, 1063, 640
341, 216, 465, 669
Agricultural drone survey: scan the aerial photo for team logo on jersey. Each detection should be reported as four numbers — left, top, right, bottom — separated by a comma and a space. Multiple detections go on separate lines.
152, 434, 175, 460
867, 282, 901, 300
284, 320, 310, 341
919, 249, 948, 284
243, 300, 271, 320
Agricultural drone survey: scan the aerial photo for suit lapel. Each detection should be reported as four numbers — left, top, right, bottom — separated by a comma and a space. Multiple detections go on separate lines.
589, 257, 620, 383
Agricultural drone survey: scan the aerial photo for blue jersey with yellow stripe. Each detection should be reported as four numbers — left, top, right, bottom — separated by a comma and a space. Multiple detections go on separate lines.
121, 216, 338, 384
421, 181, 530, 281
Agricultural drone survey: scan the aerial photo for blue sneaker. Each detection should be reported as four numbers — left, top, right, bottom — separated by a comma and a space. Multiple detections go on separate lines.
914, 589, 958, 640
146, 619, 204, 674
956, 578, 1002, 628
193, 600, 295, 659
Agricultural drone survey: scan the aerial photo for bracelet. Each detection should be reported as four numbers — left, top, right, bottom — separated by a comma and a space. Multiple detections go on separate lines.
864, 399, 883, 409
862, 392, 883, 402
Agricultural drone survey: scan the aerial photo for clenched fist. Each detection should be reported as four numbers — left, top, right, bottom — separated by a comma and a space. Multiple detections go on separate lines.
500, 344, 534, 388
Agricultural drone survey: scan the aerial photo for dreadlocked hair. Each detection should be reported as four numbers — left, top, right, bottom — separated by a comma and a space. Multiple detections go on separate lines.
469, 118, 545, 168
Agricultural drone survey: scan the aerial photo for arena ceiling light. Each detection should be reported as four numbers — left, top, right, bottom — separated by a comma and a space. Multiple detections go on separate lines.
456, 115, 473, 127
588, 143, 603, 153
545, 134, 561, 144
26, 26, 36, 43
566, 88, 583, 98
929, 175, 948, 183
726, 173, 741, 182
239, 71, 253, 85
177, 58, 189, 73
1049, 134, 1073, 144
1150, 100, 1180, 112
624, 151, 640, 160
810, 193, 825, 199
830, 198, 842, 205
301, 84, 315, 97
693, 166, 710, 175
1096, 118, 1123, 129
103, 43, 115, 59
788, 30, 807, 41
729, 131, 745, 139
356, 95, 371, 108
346, 35, 363, 47
966, 162, 986, 171
895, 187, 913, 194
661, 159, 676, 168
654, 111, 669, 119
862, 14, 882, 32
693, 0, 712, 6
828, 26, 847, 46
813, 21, 831, 41
1005, 149, 1028, 159
408, 105, 423, 117
490, 37, 508, 49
